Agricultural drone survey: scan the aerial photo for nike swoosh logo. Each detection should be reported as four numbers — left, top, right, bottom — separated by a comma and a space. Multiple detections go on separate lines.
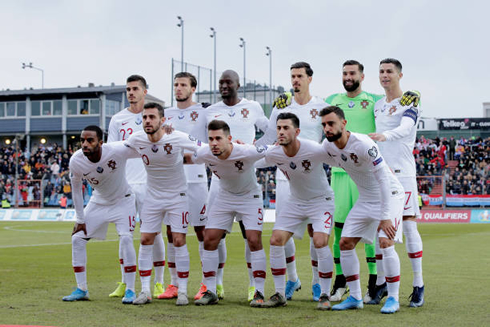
214, 114, 222, 118
139, 147, 146, 150
277, 163, 284, 166
404, 206, 411, 210
83, 172, 90, 176
199, 217, 207, 221
209, 163, 216, 166
257, 222, 263, 225
122, 121, 129, 125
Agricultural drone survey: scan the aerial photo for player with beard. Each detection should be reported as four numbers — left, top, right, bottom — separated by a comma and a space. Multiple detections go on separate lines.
107, 75, 167, 299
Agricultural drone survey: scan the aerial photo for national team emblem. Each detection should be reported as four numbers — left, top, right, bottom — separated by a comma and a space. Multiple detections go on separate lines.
350, 153, 359, 164
241, 108, 249, 118
107, 160, 117, 171
389, 106, 397, 115
290, 162, 297, 170
302, 160, 311, 172
348, 101, 355, 108
178, 113, 185, 120
235, 160, 244, 171
368, 146, 378, 158
164, 143, 173, 154
135, 116, 142, 125
96, 166, 104, 173
341, 154, 347, 162
190, 111, 199, 121
361, 100, 369, 109
152, 144, 159, 153
310, 109, 319, 119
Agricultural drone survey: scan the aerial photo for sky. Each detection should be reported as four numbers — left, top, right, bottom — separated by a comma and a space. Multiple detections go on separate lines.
1, 0, 489, 118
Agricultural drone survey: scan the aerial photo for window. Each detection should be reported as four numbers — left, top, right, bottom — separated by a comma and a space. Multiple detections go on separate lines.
6, 103, 15, 116
68, 100, 77, 115
17, 102, 26, 116
42, 102, 52, 115
90, 99, 100, 115
0, 103, 4, 117
32, 101, 41, 116
106, 100, 121, 116
80, 100, 89, 115
53, 100, 62, 116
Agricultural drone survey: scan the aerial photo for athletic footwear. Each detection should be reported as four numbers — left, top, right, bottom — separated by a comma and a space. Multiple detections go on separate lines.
330, 277, 348, 302
122, 289, 136, 304
363, 274, 377, 303
194, 290, 219, 305
261, 292, 287, 308
62, 288, 89, 302
366, 283, 388, 305
176, 292, 189, 306
216, 284, 225, 299
317, 293, 332, 310
331, 296, 363, 311
153, 282, 164, 298
250, 290, 265, 308
285, 278, 301, 300
109, 282, 126, 297
408, 285, 425, 307
312, 283, 321, 302
248, 286, 256, 302
158, 284, 178, 299
133, 291, 152, 305
381, 296, 400, 314
194, 283, 207, 300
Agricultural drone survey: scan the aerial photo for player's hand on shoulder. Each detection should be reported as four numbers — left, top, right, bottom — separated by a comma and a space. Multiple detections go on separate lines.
368, 133, 387, 142
400, 90, 420, 107
234, 139, 245, 144
273, 92, 292, 109
162, 124, 174, 134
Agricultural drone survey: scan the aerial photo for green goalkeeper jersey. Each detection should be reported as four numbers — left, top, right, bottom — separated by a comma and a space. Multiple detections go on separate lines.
325, 91, 383, 173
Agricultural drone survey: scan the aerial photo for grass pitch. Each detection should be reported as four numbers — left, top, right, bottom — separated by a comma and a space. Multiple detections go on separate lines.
1, 221, 489, 326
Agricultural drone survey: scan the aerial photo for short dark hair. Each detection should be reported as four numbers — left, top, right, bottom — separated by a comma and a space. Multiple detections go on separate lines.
319, 106, 346, 120
144, 102, 164, 117
174, 72, 197, 88
290, 62, 313, 77
208, 120, 230, 135
343, 60, 364, 73
126, 75, 148, 89
379, 58, 402, 72
83, 125, 103, 141
277, 112, 300, 128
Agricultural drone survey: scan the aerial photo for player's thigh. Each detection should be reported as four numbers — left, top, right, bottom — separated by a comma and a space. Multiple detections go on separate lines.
207, 176, 219, 210
306, 197, 335, 236
398, 177, 421, 218
235, 193, 264, 233
377, 193, 404, 244
342, 201, 379, 245
187, 182, 208, 227
139, 198, 166, 234
109, 194, 137, 236
206, 195, 235, 233
130, 183, 147, 216
274, 197, 309, 239
275, 179, 290, 216
163, 194, 190, 235
83, 201, 110, 240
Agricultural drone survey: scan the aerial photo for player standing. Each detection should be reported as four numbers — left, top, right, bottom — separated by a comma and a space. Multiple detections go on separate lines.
63, 126, 139, 304
258, 113, 335, 310
107, 75, 166, 299
369, 58, 424, 307
125, 103, 202, 306
320, 106, 404, 314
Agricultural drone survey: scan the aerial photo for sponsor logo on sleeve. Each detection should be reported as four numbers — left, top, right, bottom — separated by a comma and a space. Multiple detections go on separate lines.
373, 157, 383, 166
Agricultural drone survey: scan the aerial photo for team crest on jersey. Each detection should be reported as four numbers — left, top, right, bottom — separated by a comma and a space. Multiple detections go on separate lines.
190, 111, 199, 121
164, 143, 173, 154
302, 160, 311, 172
341, 154, 347, 162
350, 153, 359, 164
348, 101, 355, 108
290, 162, 297, 170
361, 100, 369, 109
389, 106, 397, 115
235, 160, 244, 171
152, 144, 159, 153
241, 108, 249, 118
135, 117, 142, 125
368, 146, 378, 158
310, 109, 319, 119
96, 166, 104, 173
107, 160, 117, 171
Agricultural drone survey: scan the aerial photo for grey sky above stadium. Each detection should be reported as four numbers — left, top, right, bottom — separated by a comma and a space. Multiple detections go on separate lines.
1, 0, 488, 119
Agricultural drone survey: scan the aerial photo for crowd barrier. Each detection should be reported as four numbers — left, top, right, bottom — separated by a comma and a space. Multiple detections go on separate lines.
422, 194, 490, 207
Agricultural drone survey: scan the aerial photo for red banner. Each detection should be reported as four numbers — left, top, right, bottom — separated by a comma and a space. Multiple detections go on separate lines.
418, 210, 471, 223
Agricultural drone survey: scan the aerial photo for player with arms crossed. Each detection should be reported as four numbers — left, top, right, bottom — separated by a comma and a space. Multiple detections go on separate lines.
161, 72, 209, 300
125, 103, 202, 306
320, 106, 404, 314
203, 70, 269, 301
107, 75, 166, 299
369, 58, 424, 307
63, 125, 139, 304
256, 62, 326, 302
257, 112, 335, 310
188, 120, 267, 307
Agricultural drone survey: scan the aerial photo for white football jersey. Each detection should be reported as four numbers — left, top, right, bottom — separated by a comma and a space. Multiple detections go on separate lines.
256, 96, 327, 181
374, 97, 421, 178
264, 139, 334, 201
193, 143, 266, 195
165, 104, 208, 183
124, 130, 202, 198
203, 98, 268, 144
107, 108, 146, 185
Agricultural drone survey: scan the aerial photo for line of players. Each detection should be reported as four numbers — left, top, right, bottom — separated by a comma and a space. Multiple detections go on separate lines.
62, 58, 424, 313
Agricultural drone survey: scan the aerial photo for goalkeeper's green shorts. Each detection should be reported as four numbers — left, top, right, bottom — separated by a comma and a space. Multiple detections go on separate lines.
331, 171, 359, 224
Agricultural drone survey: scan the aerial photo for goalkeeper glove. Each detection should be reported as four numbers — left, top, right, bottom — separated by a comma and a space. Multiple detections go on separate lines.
400, 90, 420, 107
272, 92, 292, 109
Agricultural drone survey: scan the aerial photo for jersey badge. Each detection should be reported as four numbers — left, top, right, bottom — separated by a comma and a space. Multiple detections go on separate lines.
256, 145, 267, 153
152, 144, 159, 153
178, 113, 185, 120
389, 106, 397, 115
341, 154, 347, 162
327, 151, 336, 157
107, 160, 117, 171
368, 146, 378, 158
373, 157, 383, 166
164, 143, 173, 154
96, 166, 104, 173
190, 111, 199, 121
302, 160, 311, 172
235, 160, 244, 171
290, 162, 297, 170
310, 109, 319, 119
228, 110, 236, 117
348, 101, 355, 108
350, 153, 359, 164
361, 100, 369, 109
241, 108, 249, 118
189, 135, 197, 142
135, 117, 142, 125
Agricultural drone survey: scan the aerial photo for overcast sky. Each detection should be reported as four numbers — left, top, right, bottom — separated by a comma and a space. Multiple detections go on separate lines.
1, 0, 488, 118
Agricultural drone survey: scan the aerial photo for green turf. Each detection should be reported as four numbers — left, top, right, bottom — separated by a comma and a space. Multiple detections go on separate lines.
1, 222, 489, 326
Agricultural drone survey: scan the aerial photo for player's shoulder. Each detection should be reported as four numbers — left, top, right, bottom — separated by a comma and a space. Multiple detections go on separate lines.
310, 96, 327, 106
110, 108, 131, 119
69, 149, 84, 167
299, 137, 322, 149
361, 91, 383, 102
241, 98, 262, 109
325, 93, 345, 104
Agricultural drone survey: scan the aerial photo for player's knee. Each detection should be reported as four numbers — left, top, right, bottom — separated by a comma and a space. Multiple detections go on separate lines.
313, 235, 328, 249
72, 234, 87, 250
247, 236, 262, 251
119, 233, 133, 247
378, 237, 393, 249
339, 238, 355, 251
172, 234, 186, 247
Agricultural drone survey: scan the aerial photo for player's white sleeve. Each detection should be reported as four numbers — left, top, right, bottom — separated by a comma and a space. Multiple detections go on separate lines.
372, 162, 394, 221
254, 157, 272, 169
107, 118, 119, 143
115, 141, 140, 159
192, 148, 206, 165
255, 107, 279, 146
383, 112, 417, 141
255, 106, 269, 133
69, 160, 85, 224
